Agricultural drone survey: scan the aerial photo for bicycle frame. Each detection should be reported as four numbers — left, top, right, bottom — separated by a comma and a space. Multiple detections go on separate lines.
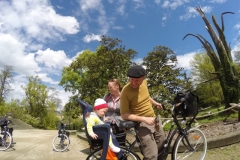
158, 103, 198, 159
52, 122, 70, 152
0, 116, 14, 151
117, 103, 199, 160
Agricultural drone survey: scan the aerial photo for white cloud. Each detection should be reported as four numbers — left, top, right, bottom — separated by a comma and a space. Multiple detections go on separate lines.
177, 52, 196, 70
179, 7, 198, 21
112, 26, 124, 30
55, 88, 72, 109
35, 48, 72, 70
234, 23, 240, 30
162, 16, 167, 21
116, 1, 126, 16
83, 34, 101, 43
162, 0, 190, 10
8, 75, 28, 101
0, 0, 79, 45
0, 33, 40, 75
209, 0, 227, 3
128, 25, 135, 29
133, 58, 143, 64
154, 0, 161, 5
37, 73, 59, 85
79, 0, 103, 14
79, 0, 110, 35
200, 6, 212, 13
161, 15, 167, 26
180, 6, 212, 21
132, 0, 145, 10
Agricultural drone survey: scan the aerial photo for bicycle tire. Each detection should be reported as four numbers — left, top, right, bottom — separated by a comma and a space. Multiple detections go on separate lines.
86, 147, 141, 160
52, 134, 70, 152
172, 128, 207, 160
0, 131, 12, 151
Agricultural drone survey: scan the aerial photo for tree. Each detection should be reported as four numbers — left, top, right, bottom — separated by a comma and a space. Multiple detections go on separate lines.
190, 53, 223, 107
59, 36, 137, 105
22, 76, 59, 128
0, 65, 14, 104
142, 46, 189, 103
183, 7, 239, 108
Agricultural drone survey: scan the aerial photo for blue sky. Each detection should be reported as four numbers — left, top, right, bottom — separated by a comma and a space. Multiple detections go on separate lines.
0, 0, 239, 107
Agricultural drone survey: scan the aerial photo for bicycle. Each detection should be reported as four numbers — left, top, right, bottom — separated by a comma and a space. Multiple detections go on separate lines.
0, 115, 14, 151
86, 101, 207, 160
52, 121, 70, 152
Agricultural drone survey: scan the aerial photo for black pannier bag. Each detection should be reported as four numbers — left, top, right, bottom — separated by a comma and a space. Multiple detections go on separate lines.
173, 91, 198, 117
0, 118, 5, 126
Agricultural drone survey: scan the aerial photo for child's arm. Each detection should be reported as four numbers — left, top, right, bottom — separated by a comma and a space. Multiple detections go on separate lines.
86, 116, 98, 139
86, 115, 104, 139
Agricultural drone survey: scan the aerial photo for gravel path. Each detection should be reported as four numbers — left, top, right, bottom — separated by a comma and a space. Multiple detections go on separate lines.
1, 129, 89, 160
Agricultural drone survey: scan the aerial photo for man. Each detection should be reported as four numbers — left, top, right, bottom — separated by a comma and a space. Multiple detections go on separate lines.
120, 65, 166, 160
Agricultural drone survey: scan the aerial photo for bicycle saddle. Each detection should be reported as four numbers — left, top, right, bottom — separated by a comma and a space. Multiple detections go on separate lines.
119, 121, 138, 130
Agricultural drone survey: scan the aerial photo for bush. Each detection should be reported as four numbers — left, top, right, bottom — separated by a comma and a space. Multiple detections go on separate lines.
65, 117, 84, 131
21, 114, 40, 127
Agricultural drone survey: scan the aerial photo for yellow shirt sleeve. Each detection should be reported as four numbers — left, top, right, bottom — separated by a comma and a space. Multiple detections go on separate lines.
86, 113, 104, 135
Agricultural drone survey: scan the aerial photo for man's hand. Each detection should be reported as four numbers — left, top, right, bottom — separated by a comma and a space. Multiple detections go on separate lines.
155, 102, 162, 109
150, 97, 162, 110
143, 117, 156, 126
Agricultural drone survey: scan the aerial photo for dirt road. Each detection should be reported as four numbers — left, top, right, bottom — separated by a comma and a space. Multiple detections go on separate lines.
1, 129, 89, 160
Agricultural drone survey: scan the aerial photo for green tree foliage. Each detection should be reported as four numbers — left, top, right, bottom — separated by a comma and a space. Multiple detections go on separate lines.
190, 53, 223, 107
143, 46, 188, 101
59, 36, 137, 105
21, 76, 60, 129
2, 99, 25, 117
183, 7, 239, 108
0, 65, 14, 105
142, 46, 190, 117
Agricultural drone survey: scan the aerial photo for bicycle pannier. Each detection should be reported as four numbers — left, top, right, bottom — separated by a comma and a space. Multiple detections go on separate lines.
173, 91, 198, 117
0, 118, 5, 127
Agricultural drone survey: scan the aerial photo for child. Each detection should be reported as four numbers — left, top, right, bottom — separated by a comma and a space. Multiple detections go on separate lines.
86, 98, 120, 153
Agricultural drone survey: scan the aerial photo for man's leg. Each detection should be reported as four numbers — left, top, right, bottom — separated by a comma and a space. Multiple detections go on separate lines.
154, 116, 166, 160
137, 124, 158, 160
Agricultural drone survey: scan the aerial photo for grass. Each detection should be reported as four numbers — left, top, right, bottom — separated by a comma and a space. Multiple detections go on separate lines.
162, 105, 239, 131
197, 105, 239, 124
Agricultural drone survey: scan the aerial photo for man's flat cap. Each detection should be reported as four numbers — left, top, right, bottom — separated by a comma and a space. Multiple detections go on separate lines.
127, 65, 146, 78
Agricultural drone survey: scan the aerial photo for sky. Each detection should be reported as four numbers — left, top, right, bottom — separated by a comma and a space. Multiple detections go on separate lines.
0, 0, 239, 108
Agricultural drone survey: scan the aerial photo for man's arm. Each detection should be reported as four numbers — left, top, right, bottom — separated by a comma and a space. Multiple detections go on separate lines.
150, 97, 162, 109
121, 113, 155, 126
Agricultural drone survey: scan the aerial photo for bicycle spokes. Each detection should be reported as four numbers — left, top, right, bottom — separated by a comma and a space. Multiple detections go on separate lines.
173, 128, 207, 160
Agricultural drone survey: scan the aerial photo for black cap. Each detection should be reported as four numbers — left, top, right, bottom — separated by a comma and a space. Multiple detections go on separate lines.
127, 65, 146, 78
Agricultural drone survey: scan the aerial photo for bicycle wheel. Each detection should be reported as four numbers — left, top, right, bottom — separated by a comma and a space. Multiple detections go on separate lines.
172, 128, 207, 160
0, 131, 12, 151
86, 147, 141, 160
52, 134, 70, 152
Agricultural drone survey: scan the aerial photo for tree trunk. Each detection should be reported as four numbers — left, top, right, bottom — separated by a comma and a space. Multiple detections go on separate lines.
183, 7, 239, 109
